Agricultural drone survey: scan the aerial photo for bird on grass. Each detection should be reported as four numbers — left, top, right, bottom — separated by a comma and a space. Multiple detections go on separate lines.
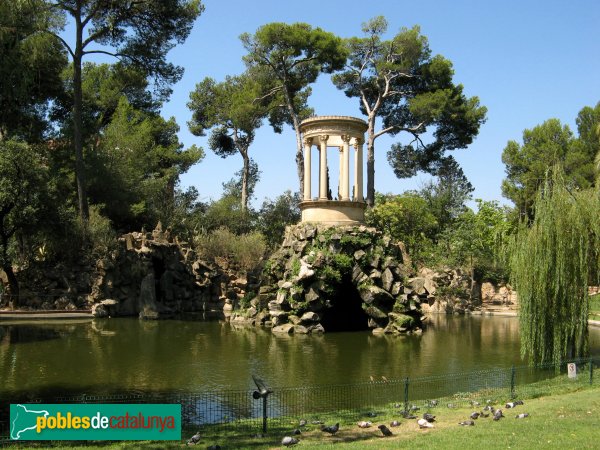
470, 400, 481, 407
298, 419, 307, 427
493, 409, 504, 421
515, 413, 529, 419
378, 424, 393, 436
427, 400, 439, 407
479, 411, 490, 418
401, 411, 417, 419
417, 418, 434, 428
381, 375, 388, 382
366, 411, 378, 418
357, 421, 372, 428
292, 428, 302, 435
423, 413, 436, 423
459, 420, 475, 426
282, 436, 299, 446
186, 431, 201, 445
321, 423, 339, 435
390, 420, 401, 427
470, 412, 480, 420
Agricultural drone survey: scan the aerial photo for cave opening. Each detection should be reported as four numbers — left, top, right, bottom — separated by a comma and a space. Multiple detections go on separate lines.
320, 273, 370, 332
152, 256, 165, 302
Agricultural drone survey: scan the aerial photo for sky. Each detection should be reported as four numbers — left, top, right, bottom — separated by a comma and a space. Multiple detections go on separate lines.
83, 0, 600, 208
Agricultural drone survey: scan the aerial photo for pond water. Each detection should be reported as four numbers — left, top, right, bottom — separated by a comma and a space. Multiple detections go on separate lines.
1, 315, 599, 400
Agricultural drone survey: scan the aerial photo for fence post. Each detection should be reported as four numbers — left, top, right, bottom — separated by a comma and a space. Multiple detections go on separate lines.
590, 356, 594, 385
262, 396, 268, 434
403, 377, 409, 413
510, 365, 516, 399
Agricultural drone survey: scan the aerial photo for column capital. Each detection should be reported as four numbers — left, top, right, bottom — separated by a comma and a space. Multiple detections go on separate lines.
341, 134, 351, 143
353, 137, 364, 148
319, 134, 329, 143
303, 137, 313, 146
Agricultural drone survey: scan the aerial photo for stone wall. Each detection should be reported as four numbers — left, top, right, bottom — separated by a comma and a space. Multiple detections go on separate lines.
230, 223, 426, 335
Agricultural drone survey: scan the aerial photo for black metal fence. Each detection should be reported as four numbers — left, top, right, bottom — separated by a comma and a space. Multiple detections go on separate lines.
1, 355, 597, 445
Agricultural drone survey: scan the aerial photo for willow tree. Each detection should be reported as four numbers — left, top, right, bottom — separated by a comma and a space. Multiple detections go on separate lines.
510, 170, 600, 366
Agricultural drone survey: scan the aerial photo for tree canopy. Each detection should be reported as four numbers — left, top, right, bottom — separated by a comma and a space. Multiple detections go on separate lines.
333, 16, 486, 206
502, 103, 600, 220
240, 22, 347, 194
188, 73, 268, 211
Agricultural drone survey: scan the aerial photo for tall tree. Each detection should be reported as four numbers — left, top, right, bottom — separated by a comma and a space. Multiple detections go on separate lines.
419, 156, 473, 230
188, 74, 267, 211
240, 22, 347, 194
92, 98, 204, 230
0, 1, 67, 141
333, 16, 486, 206
37, 0, 203, 221
0, 140, 48, 306
501, 116, 596, 221
510, 170, 599, 365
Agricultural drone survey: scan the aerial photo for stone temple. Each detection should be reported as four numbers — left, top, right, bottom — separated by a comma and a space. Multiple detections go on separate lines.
299, 116, 368, 225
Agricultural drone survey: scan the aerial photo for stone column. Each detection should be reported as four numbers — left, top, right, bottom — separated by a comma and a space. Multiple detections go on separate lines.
341, 135, 350, 201
303, 138, 312, 200
354, 138, 364, 202
318, 135, 328, 200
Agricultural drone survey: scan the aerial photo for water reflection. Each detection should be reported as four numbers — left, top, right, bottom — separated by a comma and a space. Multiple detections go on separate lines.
0, 315, 598, 399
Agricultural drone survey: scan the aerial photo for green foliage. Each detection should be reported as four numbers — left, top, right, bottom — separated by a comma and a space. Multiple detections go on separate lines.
509, 169, 599, 365
89, 97, 204, 230
199, 195, 256, 235
196, 228, 266, 273
333, 16, 486, 204
366, 192, 437, 264
241, 22, 347, 190
502, 104, 600, 220
188, 73, 269, 210
0, 1, 67, 141
257, 191, 301, 249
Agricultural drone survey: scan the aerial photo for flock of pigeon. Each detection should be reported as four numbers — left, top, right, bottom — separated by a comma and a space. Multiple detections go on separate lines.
186, 399, 530, 447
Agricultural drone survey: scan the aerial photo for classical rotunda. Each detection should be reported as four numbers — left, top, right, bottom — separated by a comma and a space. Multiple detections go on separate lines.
299, 116, 368, 224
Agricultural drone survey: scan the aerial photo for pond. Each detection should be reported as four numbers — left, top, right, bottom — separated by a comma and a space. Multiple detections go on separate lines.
1, 315, 599, 400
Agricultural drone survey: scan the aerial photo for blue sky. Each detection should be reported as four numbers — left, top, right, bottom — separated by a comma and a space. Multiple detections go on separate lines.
82, 0, 600, 208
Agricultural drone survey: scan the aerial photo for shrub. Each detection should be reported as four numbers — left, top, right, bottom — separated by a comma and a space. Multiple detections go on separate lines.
196, 227, 267, 273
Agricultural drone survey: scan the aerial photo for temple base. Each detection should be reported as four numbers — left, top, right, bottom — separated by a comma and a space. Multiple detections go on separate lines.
300, 200, 366, 225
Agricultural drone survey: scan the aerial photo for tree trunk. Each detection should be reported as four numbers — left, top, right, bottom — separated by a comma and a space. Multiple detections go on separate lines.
241, 150, 249, 211
282, 86, 304, 195
366, 115, 376, 207
2, 264, 19, 308
73, 13, 89, 223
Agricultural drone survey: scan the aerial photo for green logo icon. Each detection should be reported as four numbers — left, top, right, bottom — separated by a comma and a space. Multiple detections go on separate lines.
10, 404, 181, 440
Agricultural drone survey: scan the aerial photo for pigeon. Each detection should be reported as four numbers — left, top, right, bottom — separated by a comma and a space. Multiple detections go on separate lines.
282, 436, 299, 446
515, 413, 529, 419
292, 428, 302, 435
470, 412, 480, 420
298, 419, 307, 427
418, 418, 434, 428
459, 420, 475, 426
423, 413, 436, 423
186, 432, 201, 445
378, 424, 393, 436
493, 409, 504, 421
366, 411, 378, 418
470, 400, 481, 407
370, 375, 375, 382
515, 400, 524, 406
401, 411, 417, 419
505, 402, 517, 408
390, 420, 401, 427
427, 400, 439, 407
479, 411, 490, 418
252, 374, 272, 399
312, 420, 324, 424
483, 405, 494, 412
357, 421, 372, 428
394, 403, 403, 408
381, 376, 388, 382
410, 404, 420, 412
321, 423, 339, 435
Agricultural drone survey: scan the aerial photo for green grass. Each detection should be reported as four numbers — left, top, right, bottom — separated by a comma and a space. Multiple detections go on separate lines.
590, 294, 600, 320
5, 372, 600, 449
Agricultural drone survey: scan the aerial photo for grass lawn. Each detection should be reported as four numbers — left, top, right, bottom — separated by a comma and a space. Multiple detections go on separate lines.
5, 380, 600, 449
590, 294, 600, 320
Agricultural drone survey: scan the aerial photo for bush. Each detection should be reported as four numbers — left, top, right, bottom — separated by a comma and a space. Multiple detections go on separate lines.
196, 227, 267, 273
